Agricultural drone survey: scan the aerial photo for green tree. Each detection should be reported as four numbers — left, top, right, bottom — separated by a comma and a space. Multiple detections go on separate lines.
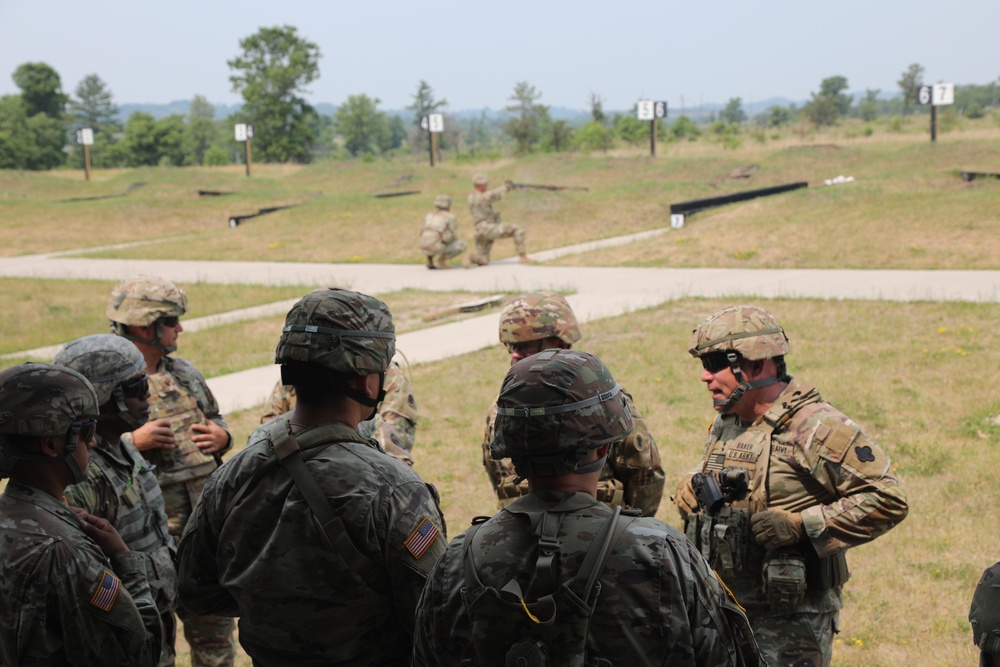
767, 105, 791, 127
154, 115, 186, 166
858, 89, 880, 122
335, 94, 389, 156
540, 119, 574, 152
670, 115, 701, 141
13, 62, 67, 118
574, 121, 614, 153
802, 92, 840, 127
0, 96, 58, 169
614, 114, 647, 146
721, 97, 746, 124
503, 81, 548, 154
407, 80, 447, 126
589, 93, 606, 124
819, 75, 852, 117
184, 95, 219, 165
897, 63, 925, 118
118, 112, 160, 166
228, 25, 321, 162
69, 74, 119, 132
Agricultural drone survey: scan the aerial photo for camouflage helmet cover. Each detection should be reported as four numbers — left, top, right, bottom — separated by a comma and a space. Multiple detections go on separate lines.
491, 349, 632, 473
107, 274, 188, 327
472, 173, 489, 186
689, 305, 791, 360
970, 562, 1000, 655
0, 363, 99, 439
434, 194, 451, 209
54, 334, 145, 406
498, 291, 582, 347
275, 289, 396, 375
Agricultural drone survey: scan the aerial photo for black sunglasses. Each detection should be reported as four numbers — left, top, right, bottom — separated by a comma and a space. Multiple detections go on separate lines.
700, 352, 735, 373
70, 418, 98, 446
120, 374, 149, 399
159, 316, 180, 327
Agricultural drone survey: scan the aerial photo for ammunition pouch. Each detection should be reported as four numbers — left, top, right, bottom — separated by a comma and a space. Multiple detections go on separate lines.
762, 551, 807, 610
685, 506, 753, 572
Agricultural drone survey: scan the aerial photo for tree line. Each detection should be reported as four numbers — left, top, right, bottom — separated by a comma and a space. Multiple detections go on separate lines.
3, 25, 999, 171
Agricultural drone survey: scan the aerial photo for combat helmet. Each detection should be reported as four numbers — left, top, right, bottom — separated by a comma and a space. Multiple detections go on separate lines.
275, 289, 396, 412
970, 562, 1000, 657
0, 363, 99, 482
107, 275, 187, 354
491, 349, 632, 477
54, 334, 149, 435
472, 173, 489, 186
434, 194, 451, 210
498, 291, 582, 347
689, 305, 791, 413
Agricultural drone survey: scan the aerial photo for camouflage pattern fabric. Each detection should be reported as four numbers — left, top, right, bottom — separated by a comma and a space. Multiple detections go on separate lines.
751, 610, 838, 667
412, 490, 761, 666
482, 386, 665, 516
107, 275, 188, 327
467, 183, 525, 264
497, 291, 582, 346
689, 305, 791, 361
971, 561, 1000, 658
176, 420, 446, 665
0, 482, 162, 666
260, 359, 418, 464
419, 209, 467, 263
675, 379, 908, 663
120, 355, 235, 667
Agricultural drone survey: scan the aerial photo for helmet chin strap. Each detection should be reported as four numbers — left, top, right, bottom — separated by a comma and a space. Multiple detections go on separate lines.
62, 423, 87, 485
96, 388, 147, 438
336, 372, 386, 423
715, 352, 781, 415
120, 321, 176, 355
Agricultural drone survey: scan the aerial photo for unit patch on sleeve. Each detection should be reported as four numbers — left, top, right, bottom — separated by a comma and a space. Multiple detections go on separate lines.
404, 516, 440, 559
90, 569, 122, 612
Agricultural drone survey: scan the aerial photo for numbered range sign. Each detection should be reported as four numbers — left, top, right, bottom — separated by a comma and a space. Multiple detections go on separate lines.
932, 83, 954, 106
654, 101, 668, 119
918, 86, 932, 105
637, 100, 654, 121
670, 214, 685, 229
76, 128, 94, 145
235, 123, 254, 141
421, 113, 444, 133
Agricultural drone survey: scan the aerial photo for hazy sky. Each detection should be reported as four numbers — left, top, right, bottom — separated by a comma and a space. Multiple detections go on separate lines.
1, 0, 996, 112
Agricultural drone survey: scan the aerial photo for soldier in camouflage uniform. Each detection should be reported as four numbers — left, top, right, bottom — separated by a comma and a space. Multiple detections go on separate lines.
106, 275, 235, 667
466, 173, 532, 266
674, 305, 909, 667
419, 194, 468, 269
482, 291, 665, 516
56, 334, 179, 666
413, 349, 760, 667
260, 355, 419, 465
970, 561, 1000, 667
0, 363, 162, 666
177, 288, 447, 666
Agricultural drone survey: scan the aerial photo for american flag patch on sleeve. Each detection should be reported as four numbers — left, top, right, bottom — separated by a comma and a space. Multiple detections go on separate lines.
90, 569, 122, 612
404, 516, 440, 559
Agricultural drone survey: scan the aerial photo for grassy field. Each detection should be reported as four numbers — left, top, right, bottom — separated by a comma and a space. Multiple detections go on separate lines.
2, 118, 999, 666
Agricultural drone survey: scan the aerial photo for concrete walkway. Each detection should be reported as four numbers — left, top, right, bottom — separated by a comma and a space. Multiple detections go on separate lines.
3, 240, 999, 414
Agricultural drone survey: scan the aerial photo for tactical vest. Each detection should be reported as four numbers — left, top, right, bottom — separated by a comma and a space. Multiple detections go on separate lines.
460, 494, 636, 667
91, 440, 177, 611
146, 371, 216, 485
684, 384, 849, 606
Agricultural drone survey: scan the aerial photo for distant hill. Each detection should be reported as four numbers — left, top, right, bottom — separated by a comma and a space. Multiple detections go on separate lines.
116, 93, 900, 125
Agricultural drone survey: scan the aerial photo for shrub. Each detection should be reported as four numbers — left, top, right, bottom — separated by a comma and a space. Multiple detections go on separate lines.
203, 146, 230, 166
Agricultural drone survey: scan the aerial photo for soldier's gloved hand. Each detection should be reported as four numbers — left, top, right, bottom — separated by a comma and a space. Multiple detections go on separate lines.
751, 509, 803, 549
504, 179, 514, 190
673, 477, 699, 520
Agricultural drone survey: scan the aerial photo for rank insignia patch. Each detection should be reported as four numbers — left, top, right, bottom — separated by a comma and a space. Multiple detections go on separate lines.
90, 569, 121, 612
404, 516, 439, 559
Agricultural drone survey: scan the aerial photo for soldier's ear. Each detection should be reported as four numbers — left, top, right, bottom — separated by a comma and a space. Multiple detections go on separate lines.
38, 435, 62, 459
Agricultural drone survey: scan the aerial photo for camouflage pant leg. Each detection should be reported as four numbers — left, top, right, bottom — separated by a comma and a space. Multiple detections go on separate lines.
748, 610, 839, 667
158, 610, 176, 667
176, 606, 236, 667
160, 476, 210, 538
437, 238, 467, 261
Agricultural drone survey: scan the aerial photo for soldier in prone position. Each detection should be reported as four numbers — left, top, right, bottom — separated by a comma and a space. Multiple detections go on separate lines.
481, 291, 665, 516
674, 305, 909, 667
413, 349, 760, 667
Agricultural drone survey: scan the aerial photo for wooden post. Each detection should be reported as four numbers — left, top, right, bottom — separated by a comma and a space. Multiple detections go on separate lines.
428, 131, 435, 167
650, 119, 656, 157
930, 105, 937, 143
244, 139, 252, 176
82, 144, 91, 182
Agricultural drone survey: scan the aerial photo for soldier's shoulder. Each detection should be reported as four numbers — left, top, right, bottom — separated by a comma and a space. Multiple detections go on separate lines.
162, 356, 204, 381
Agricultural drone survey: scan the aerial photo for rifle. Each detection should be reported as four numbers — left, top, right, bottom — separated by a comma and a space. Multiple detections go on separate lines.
508, 182, 589, 192
422, 294, 506, 322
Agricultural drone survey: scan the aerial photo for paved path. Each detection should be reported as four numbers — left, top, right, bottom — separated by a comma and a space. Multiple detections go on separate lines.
4, 240, 999, 413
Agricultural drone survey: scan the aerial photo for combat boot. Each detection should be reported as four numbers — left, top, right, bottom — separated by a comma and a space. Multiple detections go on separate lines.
426, 256, 436, 270
518, 253, 534, 264
433, 257, 451, 269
